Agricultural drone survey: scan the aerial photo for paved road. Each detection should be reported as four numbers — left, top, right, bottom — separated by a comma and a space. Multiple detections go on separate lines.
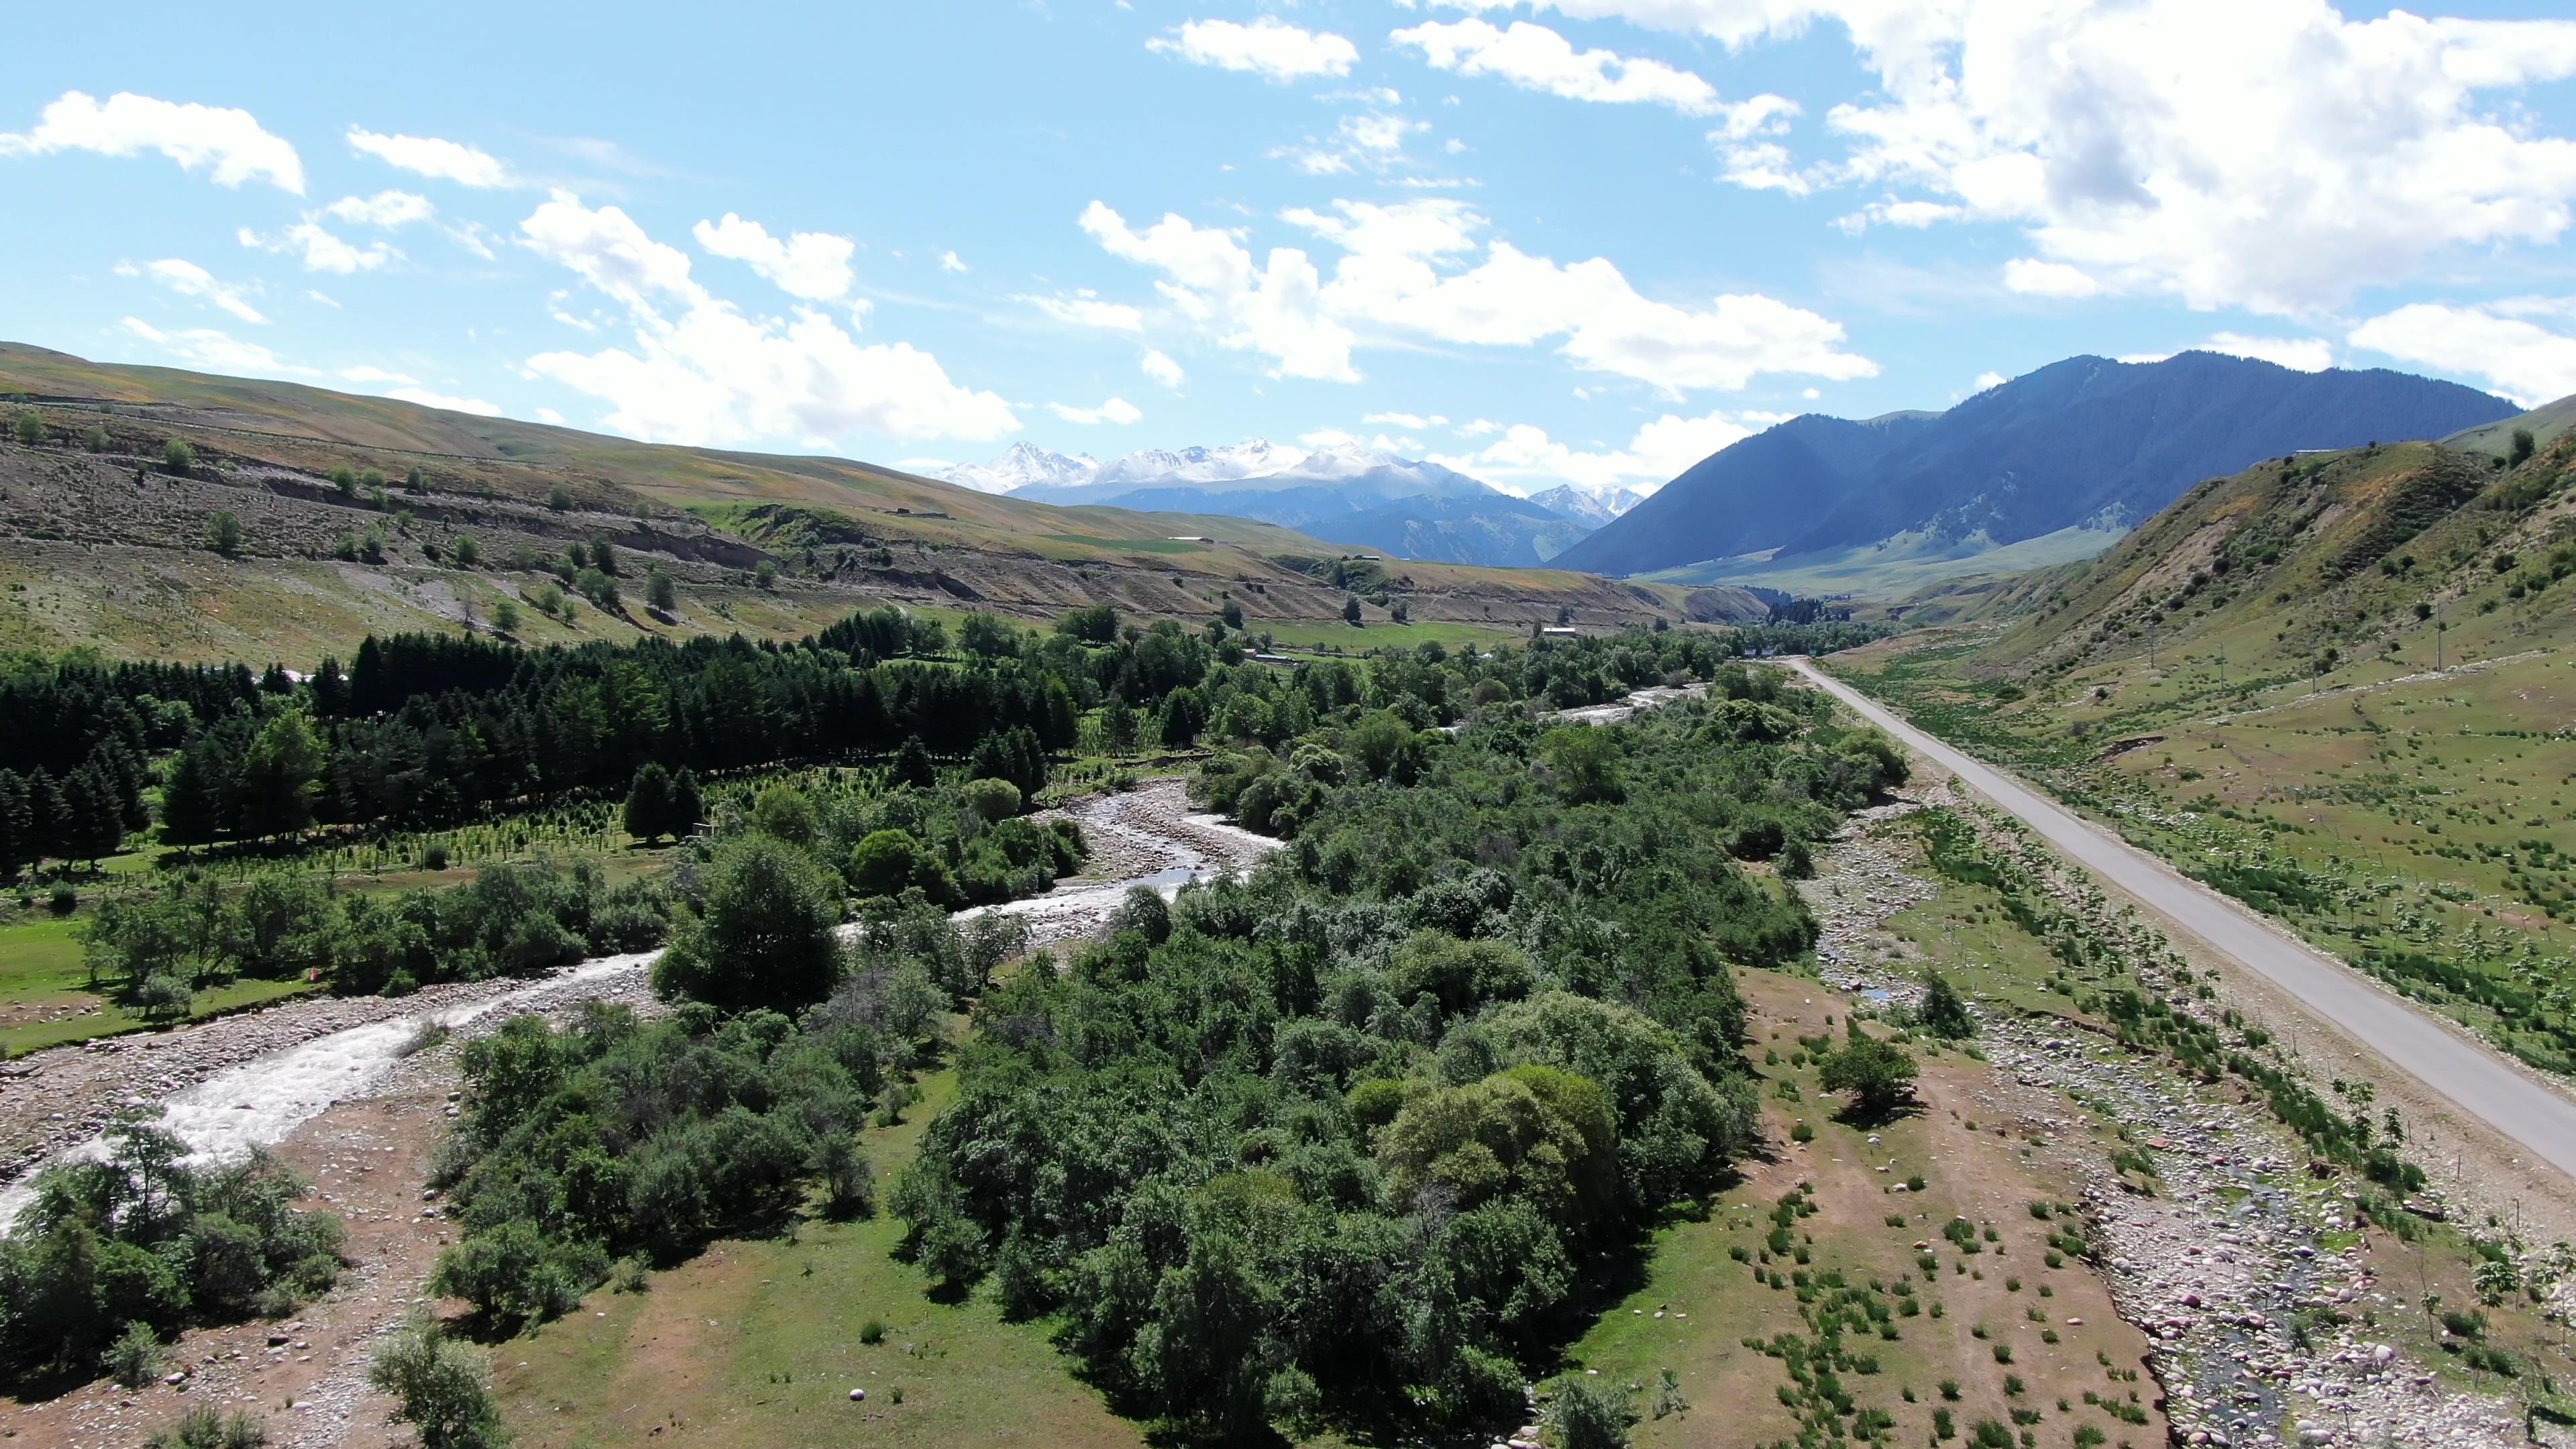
1788, 656, 2576, 1184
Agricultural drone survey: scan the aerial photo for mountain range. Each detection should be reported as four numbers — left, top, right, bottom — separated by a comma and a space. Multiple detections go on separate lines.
939, 440, 1639, 568
1554, 352, 2518, 581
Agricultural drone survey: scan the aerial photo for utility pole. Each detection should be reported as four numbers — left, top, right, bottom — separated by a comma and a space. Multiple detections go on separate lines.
2436, 600, 2446, 671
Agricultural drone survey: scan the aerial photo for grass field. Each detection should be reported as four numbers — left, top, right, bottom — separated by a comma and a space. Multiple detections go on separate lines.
1829, 629, 2576, 1076
0, 912, 316, 1055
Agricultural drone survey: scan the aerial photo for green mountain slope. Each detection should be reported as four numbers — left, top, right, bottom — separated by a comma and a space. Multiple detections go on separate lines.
0, 343, 1762, 661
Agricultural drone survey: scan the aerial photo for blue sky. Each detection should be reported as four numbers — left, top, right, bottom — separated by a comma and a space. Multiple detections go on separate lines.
6, 0, 2575, 497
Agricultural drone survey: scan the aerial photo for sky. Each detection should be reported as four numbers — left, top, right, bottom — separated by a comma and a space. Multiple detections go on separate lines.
5, 0, 2576, 499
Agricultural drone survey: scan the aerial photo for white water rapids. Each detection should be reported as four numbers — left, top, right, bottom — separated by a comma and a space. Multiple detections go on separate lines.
0, 780, 1276, 1226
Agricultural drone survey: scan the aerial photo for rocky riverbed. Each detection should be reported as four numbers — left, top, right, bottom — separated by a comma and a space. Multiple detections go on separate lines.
1796, 788, 2529, 1449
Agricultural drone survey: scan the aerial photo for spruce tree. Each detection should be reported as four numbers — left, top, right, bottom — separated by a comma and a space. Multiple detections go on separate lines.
0, 770, 26, 877
667, 769, 705, 839
60, 765, 127, 866
160, 746, 223, 851
21, 768, 67, 868
891, 736, 936, 789
623, 762, 674, 843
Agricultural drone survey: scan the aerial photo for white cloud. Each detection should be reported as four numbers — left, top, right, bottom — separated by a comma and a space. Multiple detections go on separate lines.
339, 365, 417, 384
1366, 411, 1449, 428
1274, 111, 1429, 176
1141, 349, 1187, 388
1024, 290, 1146, 331
1716, 142, 1810, 195
1083, 196, 1872, 394
241, 221, 399, 275
325, 190, 436, 227
2198, 332, 2336, 372
1974, 370, 2007, 391
2002, 259, 2100, 299
1391, 18, 1719, 115
520, 193, 1018, 445
0, 91, 303, 191
1148, 17, 1359, 83
535, 407, 567, 425
2349, 302, 2576, 407
115, 317, 314, 378
1049, 396, 1144, 426
692, 213, 856, 300
1430, 408, 1758, 493
1805, 0, 2576, 315
123, 258, 265, 324
346, 127, 513, 187
386, 387, 503, 417
1079, 201, 1358, 381
938, 250, 969, 274
521, 191, 703, 311
1457, 0, 2576, 313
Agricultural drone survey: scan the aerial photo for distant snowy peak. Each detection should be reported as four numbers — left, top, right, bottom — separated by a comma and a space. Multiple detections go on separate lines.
1094, 438, 1306, 487
942, 437, 1508, 506
1527, 484, 1646, 527
938, 442, 1097, 494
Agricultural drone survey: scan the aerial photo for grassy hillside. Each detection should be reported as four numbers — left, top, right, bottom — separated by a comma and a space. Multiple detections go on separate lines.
0, 343, 1761, 662
1826, 425, 2576, 1073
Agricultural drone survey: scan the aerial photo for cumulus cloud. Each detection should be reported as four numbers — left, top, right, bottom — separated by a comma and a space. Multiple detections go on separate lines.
1973, 371, 2008, 391
1141, 349, 1186, 387
116, 317, 314, 378
1149, 17, 1359, 82
1080, 196, 1872, 394
122, 258, 265, 324
346, 127, 513, 187
1447, 0, 2576, 314
1430, 409, 1762, 493
1366, 411, 1449, 428
519, 193, 1017, 445
241, 221, 398, 274
1049, 396, 1144, 425
1079, 201, 1359, 382
1391, 17, 1719, 114
386, 387, 503, 416
2349, 302, 2576, 407
938, 250, 969, 273
1024, 290, 1146, 331
339, 365, 417, 384
692, 213, 856, 300
325, 191, 436, 227
0, 91, 302, 191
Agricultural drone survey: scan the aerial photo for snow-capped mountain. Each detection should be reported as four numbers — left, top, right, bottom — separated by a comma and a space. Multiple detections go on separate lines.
1526, 484, 1648, 528
1091, 439, 1307, 489
937, 442, 1098, 494
936, 437, 1603, 568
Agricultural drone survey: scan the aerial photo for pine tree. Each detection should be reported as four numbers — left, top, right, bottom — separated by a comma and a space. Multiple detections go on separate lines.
0, 770, 26, 878
21, 768, 67, 867
623, 762, 675, 843
891, 736, 936, 789
160, 746, 222, 851
667, 769, 705, 839
60, 765, 127, 866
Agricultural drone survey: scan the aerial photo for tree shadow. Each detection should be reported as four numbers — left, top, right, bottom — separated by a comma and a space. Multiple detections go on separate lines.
1829, 1093, 1928, 1132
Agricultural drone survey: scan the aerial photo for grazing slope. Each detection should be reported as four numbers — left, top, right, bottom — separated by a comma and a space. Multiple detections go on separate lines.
0, 343, 1758, 661
1558, 352, 2516, 579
